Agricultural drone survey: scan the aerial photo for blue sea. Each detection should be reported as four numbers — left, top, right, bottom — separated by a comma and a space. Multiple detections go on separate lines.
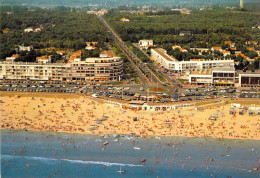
1, 130, 260, 178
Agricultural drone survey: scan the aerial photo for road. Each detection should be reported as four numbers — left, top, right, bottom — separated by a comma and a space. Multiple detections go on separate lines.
132, 43, 180, 88
97, 15, 163, 86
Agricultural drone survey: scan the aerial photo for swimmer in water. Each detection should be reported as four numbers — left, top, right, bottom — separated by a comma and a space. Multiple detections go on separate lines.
26, 164, 30, 170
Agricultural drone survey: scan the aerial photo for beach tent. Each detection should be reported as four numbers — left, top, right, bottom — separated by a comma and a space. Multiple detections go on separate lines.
248, 110, 255, 115
229, 108, 236, 114
239, 108, 244, 115
209, 116, 217, 120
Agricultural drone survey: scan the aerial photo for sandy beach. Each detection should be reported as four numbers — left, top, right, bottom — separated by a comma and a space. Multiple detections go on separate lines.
1, 92, 259, 140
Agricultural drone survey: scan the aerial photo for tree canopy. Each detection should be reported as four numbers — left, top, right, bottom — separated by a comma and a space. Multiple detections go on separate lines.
0, 10, 110, 59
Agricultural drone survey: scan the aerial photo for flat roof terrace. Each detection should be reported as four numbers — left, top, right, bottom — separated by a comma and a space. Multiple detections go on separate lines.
212, 67, 235, 73
190, 69, 213, 75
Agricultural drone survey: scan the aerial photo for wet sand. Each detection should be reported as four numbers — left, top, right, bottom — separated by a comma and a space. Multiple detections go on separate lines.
1, 92, 259, 140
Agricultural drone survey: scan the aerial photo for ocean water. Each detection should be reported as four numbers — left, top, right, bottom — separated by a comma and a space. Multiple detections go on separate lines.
1, 130, 260, 178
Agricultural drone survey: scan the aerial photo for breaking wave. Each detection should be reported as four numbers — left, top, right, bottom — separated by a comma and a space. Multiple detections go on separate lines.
1, 155, 143, 167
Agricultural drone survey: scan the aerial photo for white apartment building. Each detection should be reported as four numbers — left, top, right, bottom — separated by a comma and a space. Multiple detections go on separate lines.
0, 57, 123, 82
151, 48, 234, 72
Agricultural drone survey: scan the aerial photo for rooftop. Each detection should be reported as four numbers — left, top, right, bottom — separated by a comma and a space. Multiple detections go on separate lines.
100, 50, 114, 58
190, 69, 212, 75
237, 70, 260, 74
212, 67, 235, 72
152, 48, 176, 62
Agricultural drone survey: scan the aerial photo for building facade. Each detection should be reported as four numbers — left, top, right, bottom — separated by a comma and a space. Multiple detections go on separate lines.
151, 48, 234, 72
0, 57, 123, 83
212, 67, 235, 86
189, 67, 236, 86
139, 40, 153, 47
239, 72, 260, 87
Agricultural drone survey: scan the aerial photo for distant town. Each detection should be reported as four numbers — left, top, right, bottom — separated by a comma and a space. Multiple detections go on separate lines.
0, 5, 260, 106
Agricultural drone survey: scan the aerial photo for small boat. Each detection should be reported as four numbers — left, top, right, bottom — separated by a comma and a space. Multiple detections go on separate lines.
117, 166, 126, 174
133, 147, 141, 150
103, 141, 109, 146
113, 139, 119, 142
155, 136, 161, 140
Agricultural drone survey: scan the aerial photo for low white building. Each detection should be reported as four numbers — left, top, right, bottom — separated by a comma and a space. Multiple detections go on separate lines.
18, 45, 33, 52
189, 67, 236, 86
36, 56, 52, 64
120, 18, 130, 22
139, 40, 153, 47
6, 54, 20, 62
189, 69, 213, 85
85, 46, 96, 50
151, 48, 234, 72
211, 47, 222, 52
34, 28, 42, 32
212, 67, 235, 86
24, 28, 33, 33
238, 71, 260, 87
221, 51, 231, 57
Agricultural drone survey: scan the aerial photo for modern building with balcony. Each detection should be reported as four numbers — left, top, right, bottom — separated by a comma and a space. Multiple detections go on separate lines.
0, 57, 123, 83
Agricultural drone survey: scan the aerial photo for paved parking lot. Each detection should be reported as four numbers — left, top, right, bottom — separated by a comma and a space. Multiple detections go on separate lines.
1, 81, 259, 103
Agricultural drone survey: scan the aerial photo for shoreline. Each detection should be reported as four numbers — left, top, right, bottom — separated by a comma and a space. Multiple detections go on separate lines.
1, 91, 259, 141
2, 129, 260, 145
1, 128, 260, 142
